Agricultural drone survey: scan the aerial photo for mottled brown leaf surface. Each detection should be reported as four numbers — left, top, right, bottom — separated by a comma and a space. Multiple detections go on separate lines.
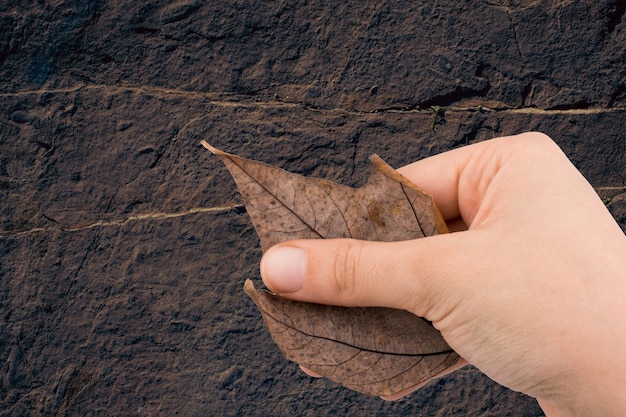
244, 280, 459, 397
202, 140, 460, 396
201, 141, 448, 251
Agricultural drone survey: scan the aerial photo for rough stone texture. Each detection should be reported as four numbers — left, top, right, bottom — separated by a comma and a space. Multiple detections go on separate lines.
1, 1, 624, 416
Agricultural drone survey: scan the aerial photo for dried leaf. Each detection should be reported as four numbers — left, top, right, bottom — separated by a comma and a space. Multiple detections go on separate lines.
244, 280, 459, 396
202, 140, 460, 396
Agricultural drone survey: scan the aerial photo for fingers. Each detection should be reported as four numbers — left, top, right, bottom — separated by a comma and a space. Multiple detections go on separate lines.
395, 132, 550, 225
259, 132, 556, 313
260, 238, 419, 310
259, 233, 478, 320
259, 133, 561, 325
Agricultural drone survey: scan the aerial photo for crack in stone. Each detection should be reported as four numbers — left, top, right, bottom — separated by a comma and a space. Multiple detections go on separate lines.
0, 204, 244, 238
505, 8, 523, 60
5, 187, 624, 238
496, 107, 625, 115
1, 84, 624, 115
0, 83, 300, 110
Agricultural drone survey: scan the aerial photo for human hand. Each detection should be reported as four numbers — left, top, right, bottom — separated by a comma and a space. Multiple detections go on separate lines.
259, 133, 626, 417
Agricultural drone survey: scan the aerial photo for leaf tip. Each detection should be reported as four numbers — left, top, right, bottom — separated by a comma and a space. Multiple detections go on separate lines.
200, 140, 220, 155
243, 279, 258, 301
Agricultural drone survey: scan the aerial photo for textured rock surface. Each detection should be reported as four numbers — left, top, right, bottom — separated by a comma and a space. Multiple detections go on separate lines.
1, 1, 624, 416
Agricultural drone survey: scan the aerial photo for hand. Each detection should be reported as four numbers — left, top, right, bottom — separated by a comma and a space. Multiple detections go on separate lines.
259, 133, 626, 417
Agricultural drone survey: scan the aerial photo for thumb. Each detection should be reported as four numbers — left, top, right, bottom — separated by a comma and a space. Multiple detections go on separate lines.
259, 235, 471, 320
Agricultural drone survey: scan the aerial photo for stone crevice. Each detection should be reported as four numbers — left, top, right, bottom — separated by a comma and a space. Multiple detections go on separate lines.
1, 84, 625, 115
0, 204, 245, 238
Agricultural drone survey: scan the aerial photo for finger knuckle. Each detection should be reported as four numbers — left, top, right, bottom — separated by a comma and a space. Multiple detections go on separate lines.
331, 240, 364, 301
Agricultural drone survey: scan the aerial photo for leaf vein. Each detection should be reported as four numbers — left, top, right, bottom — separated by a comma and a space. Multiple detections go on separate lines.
260, 304, 454, 358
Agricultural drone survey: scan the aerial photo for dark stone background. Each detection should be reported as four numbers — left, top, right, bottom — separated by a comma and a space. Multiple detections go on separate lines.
1, 1, 624, 416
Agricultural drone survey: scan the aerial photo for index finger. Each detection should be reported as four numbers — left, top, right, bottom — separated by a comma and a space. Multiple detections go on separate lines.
395, 133, 530, 224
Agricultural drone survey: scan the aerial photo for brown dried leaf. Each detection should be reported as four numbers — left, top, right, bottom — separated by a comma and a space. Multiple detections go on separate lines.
244, 280, 459, 396
202, 140, 460, 396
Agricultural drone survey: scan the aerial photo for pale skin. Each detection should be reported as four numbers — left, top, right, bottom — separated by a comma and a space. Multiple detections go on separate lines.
259, 132, 626, 417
